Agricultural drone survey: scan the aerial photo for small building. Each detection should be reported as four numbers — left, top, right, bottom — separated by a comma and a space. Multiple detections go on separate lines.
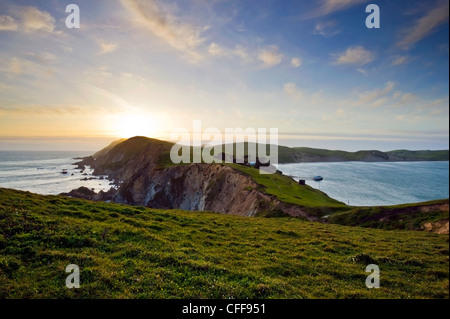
299, 179, 306, 185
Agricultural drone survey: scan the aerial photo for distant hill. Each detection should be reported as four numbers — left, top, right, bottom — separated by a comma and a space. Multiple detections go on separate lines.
97, 138, 449, 164
277, 146, 449, 163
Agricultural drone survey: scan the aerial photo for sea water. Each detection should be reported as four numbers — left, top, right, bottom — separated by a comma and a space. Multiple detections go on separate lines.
0, 151, 113, 195
0, 152, 448, 206
277, 161, 449, 206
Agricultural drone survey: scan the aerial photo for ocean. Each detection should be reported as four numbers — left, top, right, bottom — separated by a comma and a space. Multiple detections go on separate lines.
0, 151, 448, 206
278, 161, 449, 206
0, 151, 113, 195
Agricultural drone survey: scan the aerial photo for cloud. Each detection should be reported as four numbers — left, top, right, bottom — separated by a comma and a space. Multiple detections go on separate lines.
26, 52, 57, 64
5, 58, 33, 75
291, 57, 302, 68
208, 43, 224, 56
306, 0, 369, 20
0, 104, 109, 117
396, 93, 417, 106
258, 45, 283, 68
398, 0, 449, 50
120, 0, 206, 61
332, 46, 375, 66
233, 45, 250, 61
284, 83, 303, 99
0, 15, 18, 31
357, 68, 368, 75
352, 81, 395, 107
391, 55, 409, 66
313, 20, 341, 37
20, 7, 58, 34
98, 40, 119, 54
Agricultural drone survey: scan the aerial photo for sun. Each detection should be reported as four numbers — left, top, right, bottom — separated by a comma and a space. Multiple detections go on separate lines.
115, 113, 159, 138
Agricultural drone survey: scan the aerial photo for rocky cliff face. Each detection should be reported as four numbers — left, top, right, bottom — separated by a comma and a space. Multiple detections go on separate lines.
113, 163, 314, 219
76, 137, 317, 220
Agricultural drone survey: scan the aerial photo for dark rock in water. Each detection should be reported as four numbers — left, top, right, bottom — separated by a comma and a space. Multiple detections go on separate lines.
73, 156, 96, 170
61, 187, 97, 200
80, 177, 97, 181
99, 176, 104, 180
60, 186, 117, 202
75, 163, 85, 170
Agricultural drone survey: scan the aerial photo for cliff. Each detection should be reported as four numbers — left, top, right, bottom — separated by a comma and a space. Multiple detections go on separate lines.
71, 136, 449, 231
75, 137, 341, 220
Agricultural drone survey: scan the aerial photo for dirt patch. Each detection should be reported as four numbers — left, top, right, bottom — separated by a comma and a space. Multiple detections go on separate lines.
423, 219, 449, 234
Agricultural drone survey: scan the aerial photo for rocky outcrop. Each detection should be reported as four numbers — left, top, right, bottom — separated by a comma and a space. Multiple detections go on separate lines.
423, 219, 449, 234
112, 163, 315, 219
71, 137, 318, 220
61, 187, 117, 201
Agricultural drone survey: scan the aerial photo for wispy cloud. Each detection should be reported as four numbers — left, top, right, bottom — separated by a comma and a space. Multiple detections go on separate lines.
357, 68, 368, 75
398, 0, 449, 50
232, 45, 250, 62
26, 52, 57, 64
208, 42, 225, 57
98, 39, 119, 54
258, 45, 283, 68
120, 0, 206, 61
1, 57, 34, 75
20, 6, 59, 34
306, 0, 369, 20
313, 20, 341, 37
332, 46, 375, 66
283, 83, 304, 99
351, 81, 395, 107
391, 55, 410, 66
291, 57, 302, 68
0, 104, 109, 117
0, 15, 18, 31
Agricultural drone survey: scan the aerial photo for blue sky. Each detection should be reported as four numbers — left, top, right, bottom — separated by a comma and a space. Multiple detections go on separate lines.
0, 0, 448, 151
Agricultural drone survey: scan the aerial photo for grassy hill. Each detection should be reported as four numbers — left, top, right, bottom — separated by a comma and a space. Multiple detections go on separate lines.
328, 200, 449, 231
114, 138, 449, 166
0, 188, 448, 299
228, 164, 348, 217
278, 146, 449, 163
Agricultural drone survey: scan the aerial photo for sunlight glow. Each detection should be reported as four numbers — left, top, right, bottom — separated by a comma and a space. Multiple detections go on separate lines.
113, 112, 161, 139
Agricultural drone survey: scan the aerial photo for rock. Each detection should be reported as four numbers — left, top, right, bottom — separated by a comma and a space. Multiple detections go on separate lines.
60, 187, 97, 200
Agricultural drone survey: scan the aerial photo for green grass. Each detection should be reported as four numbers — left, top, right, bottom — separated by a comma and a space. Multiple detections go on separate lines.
278, 146, 449, 163
228, 164, 348, 217
329, 199, 449, 230
0, 188, 448, 299
387, 150, 449, 161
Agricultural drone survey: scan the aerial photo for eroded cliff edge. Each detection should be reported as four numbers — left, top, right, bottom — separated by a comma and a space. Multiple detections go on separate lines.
73, 137, 326, 220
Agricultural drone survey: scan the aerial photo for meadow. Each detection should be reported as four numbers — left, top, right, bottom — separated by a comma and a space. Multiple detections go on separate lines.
0, 188, 448, 299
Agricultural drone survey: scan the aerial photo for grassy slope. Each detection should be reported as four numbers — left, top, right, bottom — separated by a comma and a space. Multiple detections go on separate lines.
228, 164, 347, 217
329, 199, 449, 230
0, 188, 448, 299
153, 139, 449, 165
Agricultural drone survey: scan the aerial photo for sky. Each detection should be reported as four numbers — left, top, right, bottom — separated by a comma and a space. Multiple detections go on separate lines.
0, 0, 448, 151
